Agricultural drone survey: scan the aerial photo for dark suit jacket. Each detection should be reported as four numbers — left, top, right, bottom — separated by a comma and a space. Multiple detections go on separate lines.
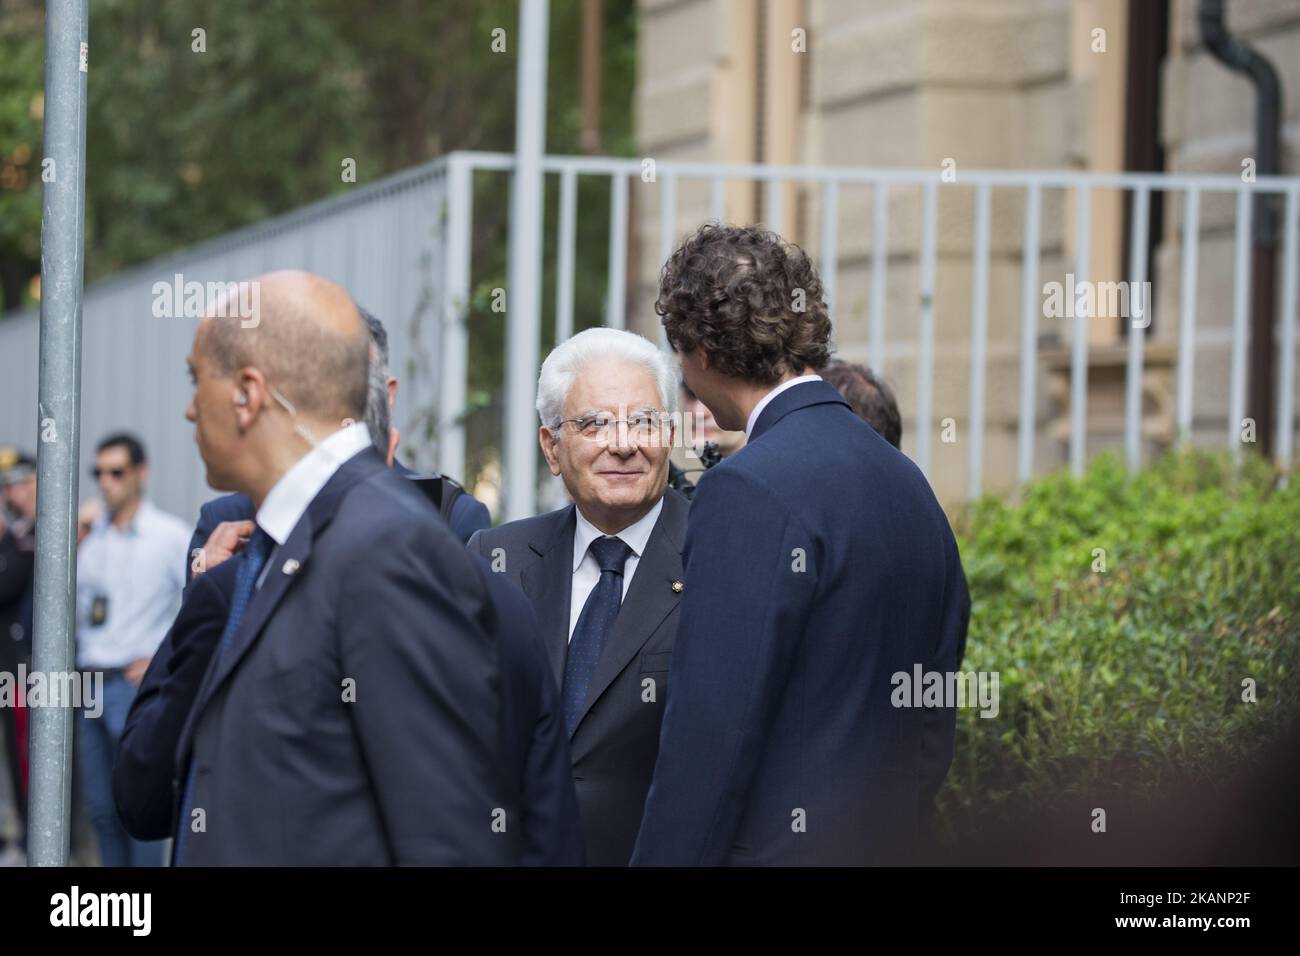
113, 558, 235, 843
469, 555, 585, 865
467, 489, 689, 866
184, 460, 490, 585
171, 448, 516, 865
631, 380, 970, 866
117, 546, 584, 866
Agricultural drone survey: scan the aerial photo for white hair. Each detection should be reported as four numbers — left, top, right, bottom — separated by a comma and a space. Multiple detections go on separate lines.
536, 327, 679, 428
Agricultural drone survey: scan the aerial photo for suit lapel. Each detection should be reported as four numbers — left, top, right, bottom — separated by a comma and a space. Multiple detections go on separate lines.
571, 491, 687, 738
520, 506, 575, 688
192, 514, 314, 716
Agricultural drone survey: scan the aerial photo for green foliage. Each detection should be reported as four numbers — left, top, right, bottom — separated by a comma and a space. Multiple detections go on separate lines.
936, 450, 1300, 839
0, 4, 45, 307
1, 1, 638, 489
0, 0, 637, 320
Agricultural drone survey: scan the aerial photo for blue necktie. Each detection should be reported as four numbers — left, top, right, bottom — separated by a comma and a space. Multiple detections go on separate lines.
174, 527, 273, 861
562, 536, 633, 738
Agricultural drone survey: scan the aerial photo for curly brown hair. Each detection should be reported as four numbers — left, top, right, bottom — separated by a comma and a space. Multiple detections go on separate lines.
656, 223, 833, 385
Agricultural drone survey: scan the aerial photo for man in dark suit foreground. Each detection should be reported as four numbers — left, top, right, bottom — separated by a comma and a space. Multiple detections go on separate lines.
115, 540, 583, 865
470, 327, 688, 866
632, 225, 970, 865
169, 270, 513, 865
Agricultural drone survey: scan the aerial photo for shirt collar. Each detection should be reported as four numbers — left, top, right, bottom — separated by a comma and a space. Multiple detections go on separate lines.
745, 374, 824, 440
256, 422, 372, 545
94, 498, 153, 536
571, 495, 665, 573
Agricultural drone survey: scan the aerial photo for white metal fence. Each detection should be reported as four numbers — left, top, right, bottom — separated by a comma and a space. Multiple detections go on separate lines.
0, 160, 451, 523
444, 152, 1300, 515
2, 150, 1297, 524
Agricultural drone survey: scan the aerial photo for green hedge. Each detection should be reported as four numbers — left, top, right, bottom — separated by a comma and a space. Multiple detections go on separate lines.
935, 450, 1300, 839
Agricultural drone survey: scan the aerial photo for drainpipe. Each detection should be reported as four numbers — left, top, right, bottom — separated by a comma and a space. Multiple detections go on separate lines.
1200, 0, 1281, 457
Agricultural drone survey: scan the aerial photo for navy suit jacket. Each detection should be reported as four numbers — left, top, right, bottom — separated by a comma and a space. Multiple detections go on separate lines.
168, 448, 514, 865
469, 555, 585, 865
113, 558, 234, 843
184, 460, 490, 585
468, 490, 689, 865
631, 380, 970, 866
119, 464, 581, 865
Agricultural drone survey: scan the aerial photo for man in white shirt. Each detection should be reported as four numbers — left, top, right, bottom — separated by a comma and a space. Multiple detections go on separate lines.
468, 326, 691, 865
76, 432, 189, 866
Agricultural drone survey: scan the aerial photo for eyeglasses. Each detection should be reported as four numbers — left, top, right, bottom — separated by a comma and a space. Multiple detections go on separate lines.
91, 467, 128, 480
556, 411, 670, 444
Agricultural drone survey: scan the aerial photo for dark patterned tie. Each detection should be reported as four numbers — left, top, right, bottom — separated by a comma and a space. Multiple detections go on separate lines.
562, 535, 633, 738
174, 527, 273, 862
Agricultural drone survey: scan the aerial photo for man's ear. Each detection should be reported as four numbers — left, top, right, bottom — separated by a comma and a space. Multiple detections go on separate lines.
236, 367, 267, 430
386, 376, 397, 411
539, 425, 562, 477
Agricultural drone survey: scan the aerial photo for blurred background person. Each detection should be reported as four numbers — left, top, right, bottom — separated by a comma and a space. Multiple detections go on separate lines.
669, 380, 746, 496
679, 379, 746, 459
820, 360, 902, 450
0, 448, 37, 859
469, 327, 689, 866
76, 433, 189, 866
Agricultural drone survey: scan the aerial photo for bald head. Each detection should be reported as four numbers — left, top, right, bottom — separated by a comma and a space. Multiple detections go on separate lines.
198, 271, 369, 423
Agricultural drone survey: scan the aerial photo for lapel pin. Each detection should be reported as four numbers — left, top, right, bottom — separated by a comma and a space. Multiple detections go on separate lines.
671, 580, 683, 593
282, 558, 301, 575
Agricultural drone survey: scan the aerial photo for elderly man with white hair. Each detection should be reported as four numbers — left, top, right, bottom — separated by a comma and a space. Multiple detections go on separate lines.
468, 326, 689, 866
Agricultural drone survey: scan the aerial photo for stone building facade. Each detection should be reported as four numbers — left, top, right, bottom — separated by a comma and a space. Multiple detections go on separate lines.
632, 0, 1300, 504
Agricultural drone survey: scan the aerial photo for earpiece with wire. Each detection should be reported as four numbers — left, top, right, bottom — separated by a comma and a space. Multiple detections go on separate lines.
268, 384, 323, 451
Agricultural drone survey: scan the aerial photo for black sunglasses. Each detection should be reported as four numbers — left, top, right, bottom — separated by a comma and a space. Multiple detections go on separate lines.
91, 467, 128, 480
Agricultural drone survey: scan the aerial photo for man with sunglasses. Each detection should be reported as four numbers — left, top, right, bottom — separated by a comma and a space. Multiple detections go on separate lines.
468, 326, 689, 866
75, 432, 190, 866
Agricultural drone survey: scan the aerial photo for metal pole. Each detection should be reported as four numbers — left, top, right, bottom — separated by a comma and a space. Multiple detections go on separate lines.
439, 156, 471, 485
503, 0, 549, 522
28, 0, 89, 867
1017, 182, 1041, 486
967, 183, 991, 500
915, 181, 937, 478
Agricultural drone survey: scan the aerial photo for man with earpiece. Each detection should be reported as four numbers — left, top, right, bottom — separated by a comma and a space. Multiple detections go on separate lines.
103, 272, 478, 865
183, 307, 491, 590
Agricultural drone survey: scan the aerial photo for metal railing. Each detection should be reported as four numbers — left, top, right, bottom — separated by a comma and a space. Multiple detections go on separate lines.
2, 152, 1296, 523
437, 151, 1300, 516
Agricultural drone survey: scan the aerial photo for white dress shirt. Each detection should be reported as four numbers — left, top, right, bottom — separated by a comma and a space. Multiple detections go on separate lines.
568, 497, 664, 641
76, 499, 191, 669
254, 421, 372, 585
744, 373, 824, 440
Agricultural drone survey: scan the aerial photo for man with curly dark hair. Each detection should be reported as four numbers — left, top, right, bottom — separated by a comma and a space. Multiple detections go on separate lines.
632, 224, 970, 866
